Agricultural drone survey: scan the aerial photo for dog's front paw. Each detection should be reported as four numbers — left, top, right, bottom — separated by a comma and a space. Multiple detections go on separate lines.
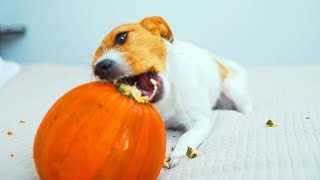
168, 155, 187, 168
167, 148, 188, 168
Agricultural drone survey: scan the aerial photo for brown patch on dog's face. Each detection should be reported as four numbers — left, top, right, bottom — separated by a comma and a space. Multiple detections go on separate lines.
93, 16, 173, 75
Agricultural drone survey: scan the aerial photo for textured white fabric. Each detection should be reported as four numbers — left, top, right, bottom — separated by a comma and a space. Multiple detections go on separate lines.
0, 57, 20, 88
0, 64, 319, 180
160, 66, 320, 180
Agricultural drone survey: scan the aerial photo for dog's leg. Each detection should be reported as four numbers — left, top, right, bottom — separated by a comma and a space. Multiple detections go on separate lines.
220, 60, 253, 114
169, 113, 215, 167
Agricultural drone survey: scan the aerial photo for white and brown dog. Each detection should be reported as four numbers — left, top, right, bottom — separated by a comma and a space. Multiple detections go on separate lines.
92, 16, 252, 167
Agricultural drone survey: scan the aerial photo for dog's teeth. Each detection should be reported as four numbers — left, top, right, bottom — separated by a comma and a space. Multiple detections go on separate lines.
150, 78, 157, 85
148, 81, 158, 100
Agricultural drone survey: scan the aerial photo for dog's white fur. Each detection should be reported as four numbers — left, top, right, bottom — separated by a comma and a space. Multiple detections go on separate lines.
95, 39, 252, 167
153, 40, 252, 166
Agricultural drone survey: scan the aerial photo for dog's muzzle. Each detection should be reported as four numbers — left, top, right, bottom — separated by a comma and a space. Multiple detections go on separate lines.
93, 59, 164, 103
94, 59, 123, 81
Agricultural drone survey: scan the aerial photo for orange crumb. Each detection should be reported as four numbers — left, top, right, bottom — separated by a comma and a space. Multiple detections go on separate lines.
7, 131, 13, 135
10, 154, 14, 158
19, 120, 26, 124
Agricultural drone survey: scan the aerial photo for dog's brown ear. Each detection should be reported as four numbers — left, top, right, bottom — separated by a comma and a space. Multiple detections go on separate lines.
140, 16, 174, 43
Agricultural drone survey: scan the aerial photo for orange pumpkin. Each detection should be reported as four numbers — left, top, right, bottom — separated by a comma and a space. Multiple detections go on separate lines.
33, 82, 166, 180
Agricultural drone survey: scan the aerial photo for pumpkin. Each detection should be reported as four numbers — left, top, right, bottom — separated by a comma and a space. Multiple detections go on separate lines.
33, 81, 166, 180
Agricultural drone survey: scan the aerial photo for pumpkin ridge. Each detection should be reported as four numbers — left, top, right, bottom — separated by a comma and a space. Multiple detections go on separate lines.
150, 106, 166, 176
34, 82, 111, 159
120, 103, 150, 178
59, 92, 127, 179
93, 96, 137, 179
138, 105, 165, 180
37, 101, 99, 178
137, 106, 153, 179
33, 88, 83, 165
39, 85, 118, 179
53, 93, 119, 179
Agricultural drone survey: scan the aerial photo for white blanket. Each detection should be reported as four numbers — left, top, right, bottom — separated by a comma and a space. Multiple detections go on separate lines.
0, 64, 319, 180
0, 57, 20, 88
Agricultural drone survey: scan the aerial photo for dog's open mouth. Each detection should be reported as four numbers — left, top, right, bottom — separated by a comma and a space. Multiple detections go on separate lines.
114, 71, 163, 103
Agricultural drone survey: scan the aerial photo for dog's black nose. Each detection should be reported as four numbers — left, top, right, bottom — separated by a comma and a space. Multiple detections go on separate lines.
94, 59, 114, 78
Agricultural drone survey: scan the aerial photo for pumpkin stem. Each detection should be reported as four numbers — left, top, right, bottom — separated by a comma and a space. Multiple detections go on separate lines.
116, 83, 149, 104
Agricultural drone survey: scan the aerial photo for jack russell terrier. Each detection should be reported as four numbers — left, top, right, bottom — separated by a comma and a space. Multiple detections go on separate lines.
92, 16, 252, 167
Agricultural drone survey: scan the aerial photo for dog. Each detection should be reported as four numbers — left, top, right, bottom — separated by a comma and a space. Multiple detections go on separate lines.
92, 16, 252, 167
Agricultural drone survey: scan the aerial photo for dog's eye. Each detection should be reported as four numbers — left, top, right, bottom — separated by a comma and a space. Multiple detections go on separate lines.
114, 32, 128, 45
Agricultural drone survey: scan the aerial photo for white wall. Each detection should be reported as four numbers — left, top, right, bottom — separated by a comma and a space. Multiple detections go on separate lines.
1, 0, 319, 66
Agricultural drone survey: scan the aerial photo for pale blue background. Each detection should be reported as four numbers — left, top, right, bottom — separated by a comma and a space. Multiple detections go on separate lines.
0, 0, 319, 66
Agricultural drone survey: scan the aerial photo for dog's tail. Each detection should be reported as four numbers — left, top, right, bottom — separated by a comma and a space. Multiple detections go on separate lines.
217, 58, 248, 89
213, 58, 250, 112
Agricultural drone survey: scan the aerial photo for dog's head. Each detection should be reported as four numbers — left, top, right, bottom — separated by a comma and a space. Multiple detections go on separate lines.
92, 16, 173, 103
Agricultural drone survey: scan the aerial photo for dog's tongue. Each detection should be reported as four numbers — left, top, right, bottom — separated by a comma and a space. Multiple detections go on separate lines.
136, 71, 163, 103
136, 71, 157, 92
